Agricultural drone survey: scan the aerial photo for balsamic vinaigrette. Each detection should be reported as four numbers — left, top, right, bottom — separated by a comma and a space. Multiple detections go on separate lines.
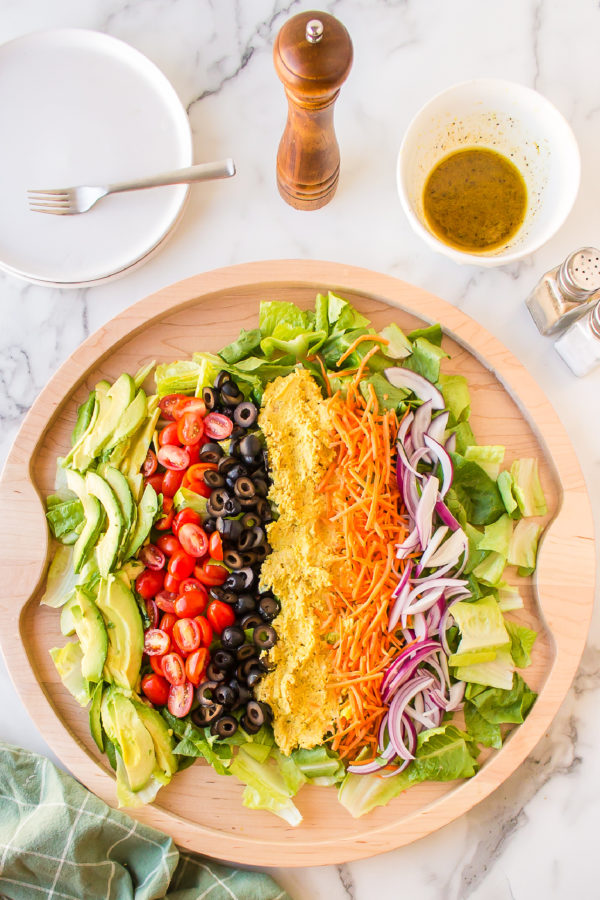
422, 147, 528, 253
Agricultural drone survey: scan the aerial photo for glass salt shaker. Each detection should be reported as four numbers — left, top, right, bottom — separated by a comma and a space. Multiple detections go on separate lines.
526, 247, 600, 335
555, 299, 600, 376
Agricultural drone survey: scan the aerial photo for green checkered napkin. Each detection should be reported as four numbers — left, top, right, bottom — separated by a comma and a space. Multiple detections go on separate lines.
0, 742, 289, 900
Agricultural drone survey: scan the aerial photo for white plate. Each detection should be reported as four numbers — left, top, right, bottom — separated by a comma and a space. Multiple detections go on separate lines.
0, 29, 192, 286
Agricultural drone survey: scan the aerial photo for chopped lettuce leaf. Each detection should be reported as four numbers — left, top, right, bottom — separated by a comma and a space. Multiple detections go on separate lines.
472, 550, 506, 586
219, 328, 262, 365
455, 645, 515, 690
403, 337, 448, 383
172, 487, 208, 516
292, 746, 345, 785
46, 496, 84, 542
379, 322, 413, 359
505, 620, 537, 667
464, 701, 502, 749
478, 513, 513, 556
497, 470, 521, 518
359, 372, 410, 411
41, 545, 78, 608
49, 642, 89, 706
510, 458, 547, 517
133, 360, 156, 390
450, 454, 505, 525
465, 674, 537, 724
463, 522, 487, 574
407, 323, 444, 346
438, 374, 471, 425
229, 748, 303, 827
154, 359, 199, 397
508, 519, 542, 573
497, 583, 524, 612
71, 392, 96, 446
161, 710, 232, 776
191, 352, 227, 395
259, 300, 312, 337
451, 595, 510, 656
464, 445, 505, 480
449, 420, 476, 454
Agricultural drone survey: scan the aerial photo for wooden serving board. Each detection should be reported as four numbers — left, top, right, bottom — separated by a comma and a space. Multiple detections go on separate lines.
0, 260, 594, 866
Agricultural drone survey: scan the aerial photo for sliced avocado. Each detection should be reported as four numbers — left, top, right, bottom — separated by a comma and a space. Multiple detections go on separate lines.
66, 381, 110, 471
125, 484, 158, 559
71, 586, 108, 683
111, 389, 147, 446
103, 466, 136, 554
71, 391, 97, 446
101, 686, 119, 744
111, 691, 156, 791
50, 642, 89, 707
66, 469, 104, 573
89, 681, 104, 752
122, 405, 160, 498
117, 559, 145, 589
86, 471, 124, 577
133, 701, 178, 777
83, 374, 136, 463
95, 575, 143, 691
133, 360, 156, 390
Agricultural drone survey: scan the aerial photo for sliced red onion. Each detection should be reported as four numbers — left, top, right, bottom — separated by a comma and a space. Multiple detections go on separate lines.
413, 612, 427, 641
445, 432, 457, 454
435, 499, 461, 532
397, 411, 414, 446
423, 434, 453, 497
401, 467, 420, 519
392, 560, 413, 599
396, 527, 419, 559
388, 580, 411, 632
387, 675, 434, 759
416, 475, 439, 549
411, 400, 432, 451
424, 528, 468, 569
396, 438, 423, 479
426, 410, 449, 445
416, 525, 449, 574
385, 367, 445, 409
447, 680, 466, 710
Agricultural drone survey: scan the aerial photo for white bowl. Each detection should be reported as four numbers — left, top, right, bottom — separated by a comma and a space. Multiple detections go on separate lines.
397, 78, 581, 266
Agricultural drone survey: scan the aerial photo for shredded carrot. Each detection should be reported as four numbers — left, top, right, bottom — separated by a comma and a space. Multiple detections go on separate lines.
336, 334, 389, 368
318, 371, 409, 761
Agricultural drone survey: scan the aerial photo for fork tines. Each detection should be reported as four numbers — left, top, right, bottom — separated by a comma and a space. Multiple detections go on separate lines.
27, 190, 71, 215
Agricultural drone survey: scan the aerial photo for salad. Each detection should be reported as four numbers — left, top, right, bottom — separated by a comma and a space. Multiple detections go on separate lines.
43, 291, 546, 823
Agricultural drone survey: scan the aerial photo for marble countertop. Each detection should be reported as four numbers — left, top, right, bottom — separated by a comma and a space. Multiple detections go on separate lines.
1, 1, 599, 897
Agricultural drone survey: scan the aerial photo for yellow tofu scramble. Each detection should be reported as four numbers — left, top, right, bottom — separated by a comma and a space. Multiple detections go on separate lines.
255, 369, 339, 755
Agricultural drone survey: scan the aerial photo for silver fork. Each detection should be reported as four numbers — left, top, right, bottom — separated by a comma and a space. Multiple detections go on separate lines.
27, 158, 236, 215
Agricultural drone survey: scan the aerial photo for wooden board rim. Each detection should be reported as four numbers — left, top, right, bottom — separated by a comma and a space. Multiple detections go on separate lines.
0, 259, 595, 866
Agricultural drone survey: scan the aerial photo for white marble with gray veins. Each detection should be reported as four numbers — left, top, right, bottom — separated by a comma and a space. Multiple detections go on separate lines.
1, 2, 599, 898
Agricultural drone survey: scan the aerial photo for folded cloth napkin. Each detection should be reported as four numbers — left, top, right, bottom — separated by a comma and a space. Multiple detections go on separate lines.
0, 742, 289, 900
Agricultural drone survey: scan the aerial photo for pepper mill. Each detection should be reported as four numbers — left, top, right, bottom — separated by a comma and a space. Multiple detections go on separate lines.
274, 11, 353, 210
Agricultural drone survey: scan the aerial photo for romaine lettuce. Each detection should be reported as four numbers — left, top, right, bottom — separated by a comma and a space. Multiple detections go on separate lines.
510, 458, 547, 517
465, 674, 537, 724
507, 519, 542, 575
505, 620, 537, 667
464, 445, 506, 480
450, 454, 506, 525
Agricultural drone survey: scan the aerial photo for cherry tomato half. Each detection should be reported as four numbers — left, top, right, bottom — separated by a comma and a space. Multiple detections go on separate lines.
157, 444, 190, 471
172, 617, 201, 655
193, 562, 228, 587
150, 654, 165, 677
161, 467, 184, 498
208, 531, 223, 561
185, 647, 210, 686
144, 628, 171, 656
159, 422, 180, 447
135, 568, 165, 600
144, 473, 164, 494
155, 590, 177, 614
168, 550, 196, 581
138, 544, 166, 571
177, 411, 205, 446
206, 599, 236, 634
186, 478, 212, 498
179, 577, 205, 594
156, 534, 181, 556
172, 508, 203, 534
178, 523, 209, 558
159, 612, 177, 638
173, 397, 207, 420
141, 449, 158, 477
174, 587, 208, 619
159, 393, 190, 421
141, 673, 170, 706
184, 443, 201, 466
145, 598, 159, 630
167, 681, 194, 717
162, 652, 186, 686
163, 572, 181, 594
194, 616, 213, 648
203, 412, 233, 441
185, 463, 217, 482
154, 496, 174, 531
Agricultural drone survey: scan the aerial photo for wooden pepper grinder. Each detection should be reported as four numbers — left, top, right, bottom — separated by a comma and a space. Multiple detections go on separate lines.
274, 10, 353, 210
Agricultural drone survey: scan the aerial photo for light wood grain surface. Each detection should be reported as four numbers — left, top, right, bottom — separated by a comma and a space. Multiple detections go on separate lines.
0, 260, 594, 866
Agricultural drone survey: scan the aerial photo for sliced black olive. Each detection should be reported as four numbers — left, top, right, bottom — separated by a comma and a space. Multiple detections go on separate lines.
204, 469, 226, 489
200, 441, 224, 463
246, 669, 264, 690
231, 680, 251, 709
220, 591, 238, 606
223, 549, 244, 569
209, 586, 226, 602
211, 715, 239, 738
252, 545, 269, 564
241, 612, 264, 630
233, 476, 255, 499
197, 681, 219, 706
202, 387, 218, 411
224, 572, 246, 592
237, 529, 254, 552
237, 567, 256, 590
214, 370, 232, 390
246, 699, 272, 727
238, 433, 261, 458
236, 642, 257, 662
213, 649, 236, 671
230, 425, 246, 440
253, 478, 269, 498
248, 524, 266, 548
218, 455, 238, 476
255, 498, 273, 522
262, 449, 269, 470
206, 661, 227, 683
239, 551, 256, 567
259, 595, 281, 621
228, 438, 241, 459
238, 495, 257, 509
225, 462, 248, 484
221, 625, 246, 649
234, 402, 258, 428
214, 682, 237, 707
208, 488, 229, 515
216, 517, 243, 542
241, 512, 260, 529
241, 713, 262, 735
234, 594, 256, 616
223, 496, 242, 516
203, 517, 217, 534
192, 702, 223, 726
242, 658, 263, 679
253, 624, 277, 649
220, 379, 244, 404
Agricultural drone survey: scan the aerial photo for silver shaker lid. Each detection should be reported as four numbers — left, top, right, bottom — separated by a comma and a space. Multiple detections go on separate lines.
557, 248, 600, 301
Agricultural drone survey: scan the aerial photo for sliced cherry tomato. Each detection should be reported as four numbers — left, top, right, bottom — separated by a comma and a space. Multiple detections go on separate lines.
173, 397, 207, 419
159, 422, 181, 447
161, 467, 185, 498
194, 616, 213, 648
154, 496, 174, 531
135, 568, 165, 600
159, 612, 177, 637
150, 654, 165, 677
168, 550, 196, 580
177, 411, 205, 446
145, 598, 159, 630
157, 444, 190, 471
185, 462, 217, 482
138, 544, 166, 571
193, 562, 228, 587
145, 473, 164, 494
167, 681, 194, 717
163, 572, 181, 594
184, 443, 201, 466
141, 449, 158, 477
159, 393, 190, 421
144, 628, 171, 656
172, 508, 203, 534
206, 599, 236, 634
208, 531, 223, 561
162, 652, 186, 686
156, 534, 182, 556
172, 617, 201, 654
204, 412, 234, 441
174, 587, 208, 618
179, 577, 204, 594
178, 522, 209, 558
155, 590, 177, 614
186, 478, 212, 498
185, 647, 210, 686
141, 673, 170, 706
